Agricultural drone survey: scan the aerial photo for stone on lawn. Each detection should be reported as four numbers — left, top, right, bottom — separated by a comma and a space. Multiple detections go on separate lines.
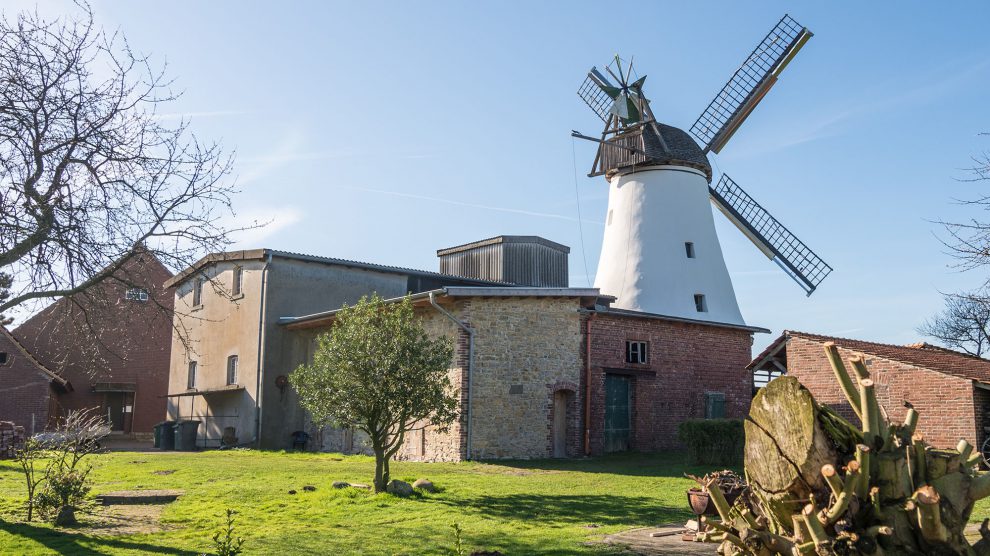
332, 481, 350, 489
288, 489, 297, 495
412, 478, 436, 493
302, 485, 316, 491
386, 479, 413, 497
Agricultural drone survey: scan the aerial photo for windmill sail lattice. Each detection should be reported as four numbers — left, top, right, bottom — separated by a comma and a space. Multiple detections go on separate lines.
709, 175, 832, 295
690, 14, 812, 154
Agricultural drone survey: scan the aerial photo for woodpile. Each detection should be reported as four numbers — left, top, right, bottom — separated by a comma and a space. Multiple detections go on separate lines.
702, 342, 990, 555
0, 421, 25, 459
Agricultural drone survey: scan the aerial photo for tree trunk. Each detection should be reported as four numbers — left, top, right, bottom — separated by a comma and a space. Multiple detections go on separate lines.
744, 376, 837, 529
373, 445, 387, 493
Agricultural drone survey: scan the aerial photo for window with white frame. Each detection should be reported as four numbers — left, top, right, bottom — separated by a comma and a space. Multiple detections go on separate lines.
187, 361, 198, 389
193, 277, 204, 306
232, 267, 243, 296
125, 287, 149, 302
226, 355, 238, 385
625, 340, 648, 364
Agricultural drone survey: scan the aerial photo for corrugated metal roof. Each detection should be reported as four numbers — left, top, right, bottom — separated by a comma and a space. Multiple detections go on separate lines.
165, 248, 511, 288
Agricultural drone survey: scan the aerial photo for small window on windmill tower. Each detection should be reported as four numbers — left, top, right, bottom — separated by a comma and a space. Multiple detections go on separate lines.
685, 242, 695, 258
625, 341, 648, 364
694, 294, 707, 313
0, 352, 8, 365
704, 392, 726, 419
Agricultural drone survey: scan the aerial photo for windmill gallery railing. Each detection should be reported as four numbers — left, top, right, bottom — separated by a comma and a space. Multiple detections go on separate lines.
595, 128, 648, 175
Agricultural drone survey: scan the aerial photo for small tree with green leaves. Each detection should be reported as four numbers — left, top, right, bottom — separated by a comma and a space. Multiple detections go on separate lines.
290, 294, 457, 493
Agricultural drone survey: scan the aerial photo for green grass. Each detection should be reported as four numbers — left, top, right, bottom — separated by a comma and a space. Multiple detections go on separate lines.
0, 450, 723, 555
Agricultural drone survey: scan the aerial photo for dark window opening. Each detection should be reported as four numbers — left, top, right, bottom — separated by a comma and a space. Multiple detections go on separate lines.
232, 267, 243, 296
0, 352, 7, 365
685, 242, 695, 258
705, 392, 726, 419
187, 361, 197, 389
226, 355, 238, 385
694, 294, 707, 313
625, 341, 648, 364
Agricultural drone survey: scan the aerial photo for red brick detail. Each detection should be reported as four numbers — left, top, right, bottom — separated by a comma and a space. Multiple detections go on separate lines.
12, 251, 174, 433
785, 336, 979, 449
0, 328, 56, 432
586, 314, 753, 455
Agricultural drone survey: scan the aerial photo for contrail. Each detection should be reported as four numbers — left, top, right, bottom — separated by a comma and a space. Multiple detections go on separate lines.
340, 185, 603, 225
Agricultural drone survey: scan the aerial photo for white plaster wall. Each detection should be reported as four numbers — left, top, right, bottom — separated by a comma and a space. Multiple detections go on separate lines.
594, 166, 746, 326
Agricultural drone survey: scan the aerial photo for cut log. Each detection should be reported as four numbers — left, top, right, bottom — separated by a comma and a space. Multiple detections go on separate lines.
745, 377, 837, 501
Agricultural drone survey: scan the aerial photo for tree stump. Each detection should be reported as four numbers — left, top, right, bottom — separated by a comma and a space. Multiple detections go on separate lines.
701, 345, 990, 555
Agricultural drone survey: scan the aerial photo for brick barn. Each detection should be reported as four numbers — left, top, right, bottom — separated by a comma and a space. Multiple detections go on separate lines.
10, 249, 174, 438
749, 331, 990, 450
0, 326, 70, 433
167, 235, 765, 458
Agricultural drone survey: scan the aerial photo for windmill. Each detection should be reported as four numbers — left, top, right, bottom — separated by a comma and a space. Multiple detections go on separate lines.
572, 14, 830, 327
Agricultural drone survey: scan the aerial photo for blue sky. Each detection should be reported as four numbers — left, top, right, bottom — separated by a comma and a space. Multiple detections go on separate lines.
16, 1, 990, 353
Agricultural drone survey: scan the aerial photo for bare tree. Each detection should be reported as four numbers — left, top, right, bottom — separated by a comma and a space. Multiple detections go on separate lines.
0, 2, 253, 323
918, 292, 990, 357
939, 133, 990, 272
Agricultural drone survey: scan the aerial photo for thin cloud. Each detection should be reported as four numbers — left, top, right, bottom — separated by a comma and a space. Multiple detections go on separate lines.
340, 184, 604, 225
226, 206, 304, 248
724, 57, 990, 159
151, 110, 249, 121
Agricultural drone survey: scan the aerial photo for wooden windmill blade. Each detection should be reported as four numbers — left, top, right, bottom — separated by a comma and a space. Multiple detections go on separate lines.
690, 14, 813, 154
577, 67, 618, 123
709, 174, 832, 295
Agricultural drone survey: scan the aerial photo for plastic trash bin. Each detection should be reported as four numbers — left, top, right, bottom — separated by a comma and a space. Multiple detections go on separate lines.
156, 421, 176, 450
173, 420, 200, 451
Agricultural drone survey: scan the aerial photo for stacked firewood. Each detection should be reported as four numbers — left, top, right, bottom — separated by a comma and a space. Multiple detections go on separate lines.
0, 421, 25, 459
701, 343, 990, 555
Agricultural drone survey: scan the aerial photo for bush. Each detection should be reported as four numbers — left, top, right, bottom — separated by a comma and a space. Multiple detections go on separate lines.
677, 419, 744, 466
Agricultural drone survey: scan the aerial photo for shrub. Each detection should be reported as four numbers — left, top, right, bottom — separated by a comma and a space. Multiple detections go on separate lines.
677, 419, 744, 466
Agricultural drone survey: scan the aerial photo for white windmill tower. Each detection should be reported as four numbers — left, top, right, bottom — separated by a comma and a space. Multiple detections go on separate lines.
573, 15, 830, 326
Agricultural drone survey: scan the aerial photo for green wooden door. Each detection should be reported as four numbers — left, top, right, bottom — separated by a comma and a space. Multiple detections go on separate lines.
604, 374, 631, 452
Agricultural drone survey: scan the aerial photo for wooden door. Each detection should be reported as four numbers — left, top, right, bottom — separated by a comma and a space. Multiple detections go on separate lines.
604, 375, 631, 452
553, 391, 568, 458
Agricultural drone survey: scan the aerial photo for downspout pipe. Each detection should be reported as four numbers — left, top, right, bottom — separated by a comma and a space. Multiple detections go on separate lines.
428, 291, 475, 460
254, 251, 273, 447
584, 313, 594, 456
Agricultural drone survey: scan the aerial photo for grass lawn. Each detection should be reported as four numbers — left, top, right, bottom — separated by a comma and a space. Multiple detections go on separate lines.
4, 451, 990, 555
1, 450, 727, 555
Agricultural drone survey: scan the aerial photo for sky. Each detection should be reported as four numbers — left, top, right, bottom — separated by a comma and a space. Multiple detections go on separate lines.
10, 1, 990, 354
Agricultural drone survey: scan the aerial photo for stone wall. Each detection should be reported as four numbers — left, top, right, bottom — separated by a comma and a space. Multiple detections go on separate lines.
587, 314, 754, 455
0, 421, 25, 459
466, 297, 583, 459
785, 336, 978, 449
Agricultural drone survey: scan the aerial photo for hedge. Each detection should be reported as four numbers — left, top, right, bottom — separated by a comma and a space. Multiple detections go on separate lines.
677, 418, 744, 466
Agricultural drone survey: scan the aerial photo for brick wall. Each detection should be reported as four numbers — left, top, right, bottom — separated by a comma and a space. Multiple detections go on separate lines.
785, 336, 978, 449
0, 331, 54, 432
587, 314, 753, 455
14, 250, 174, 433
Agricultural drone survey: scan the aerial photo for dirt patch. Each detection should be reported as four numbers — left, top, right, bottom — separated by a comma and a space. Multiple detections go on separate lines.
74, 504, 177, 536
152, 469, 176, 475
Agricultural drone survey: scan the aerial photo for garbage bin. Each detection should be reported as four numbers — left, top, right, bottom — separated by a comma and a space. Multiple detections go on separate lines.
173, 420, 200, 451
155, 421, 176, 450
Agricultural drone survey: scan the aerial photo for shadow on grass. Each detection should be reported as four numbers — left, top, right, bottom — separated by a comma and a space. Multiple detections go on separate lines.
450, 493, 690, 527
482, 451, 740, 478
0, 519, 200, 556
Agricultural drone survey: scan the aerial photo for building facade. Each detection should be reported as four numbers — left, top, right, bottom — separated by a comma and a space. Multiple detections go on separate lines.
11, 250, 173, 437
0, 326, 69, 433
750, 331, 990, 449
166, 237, 764, 457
